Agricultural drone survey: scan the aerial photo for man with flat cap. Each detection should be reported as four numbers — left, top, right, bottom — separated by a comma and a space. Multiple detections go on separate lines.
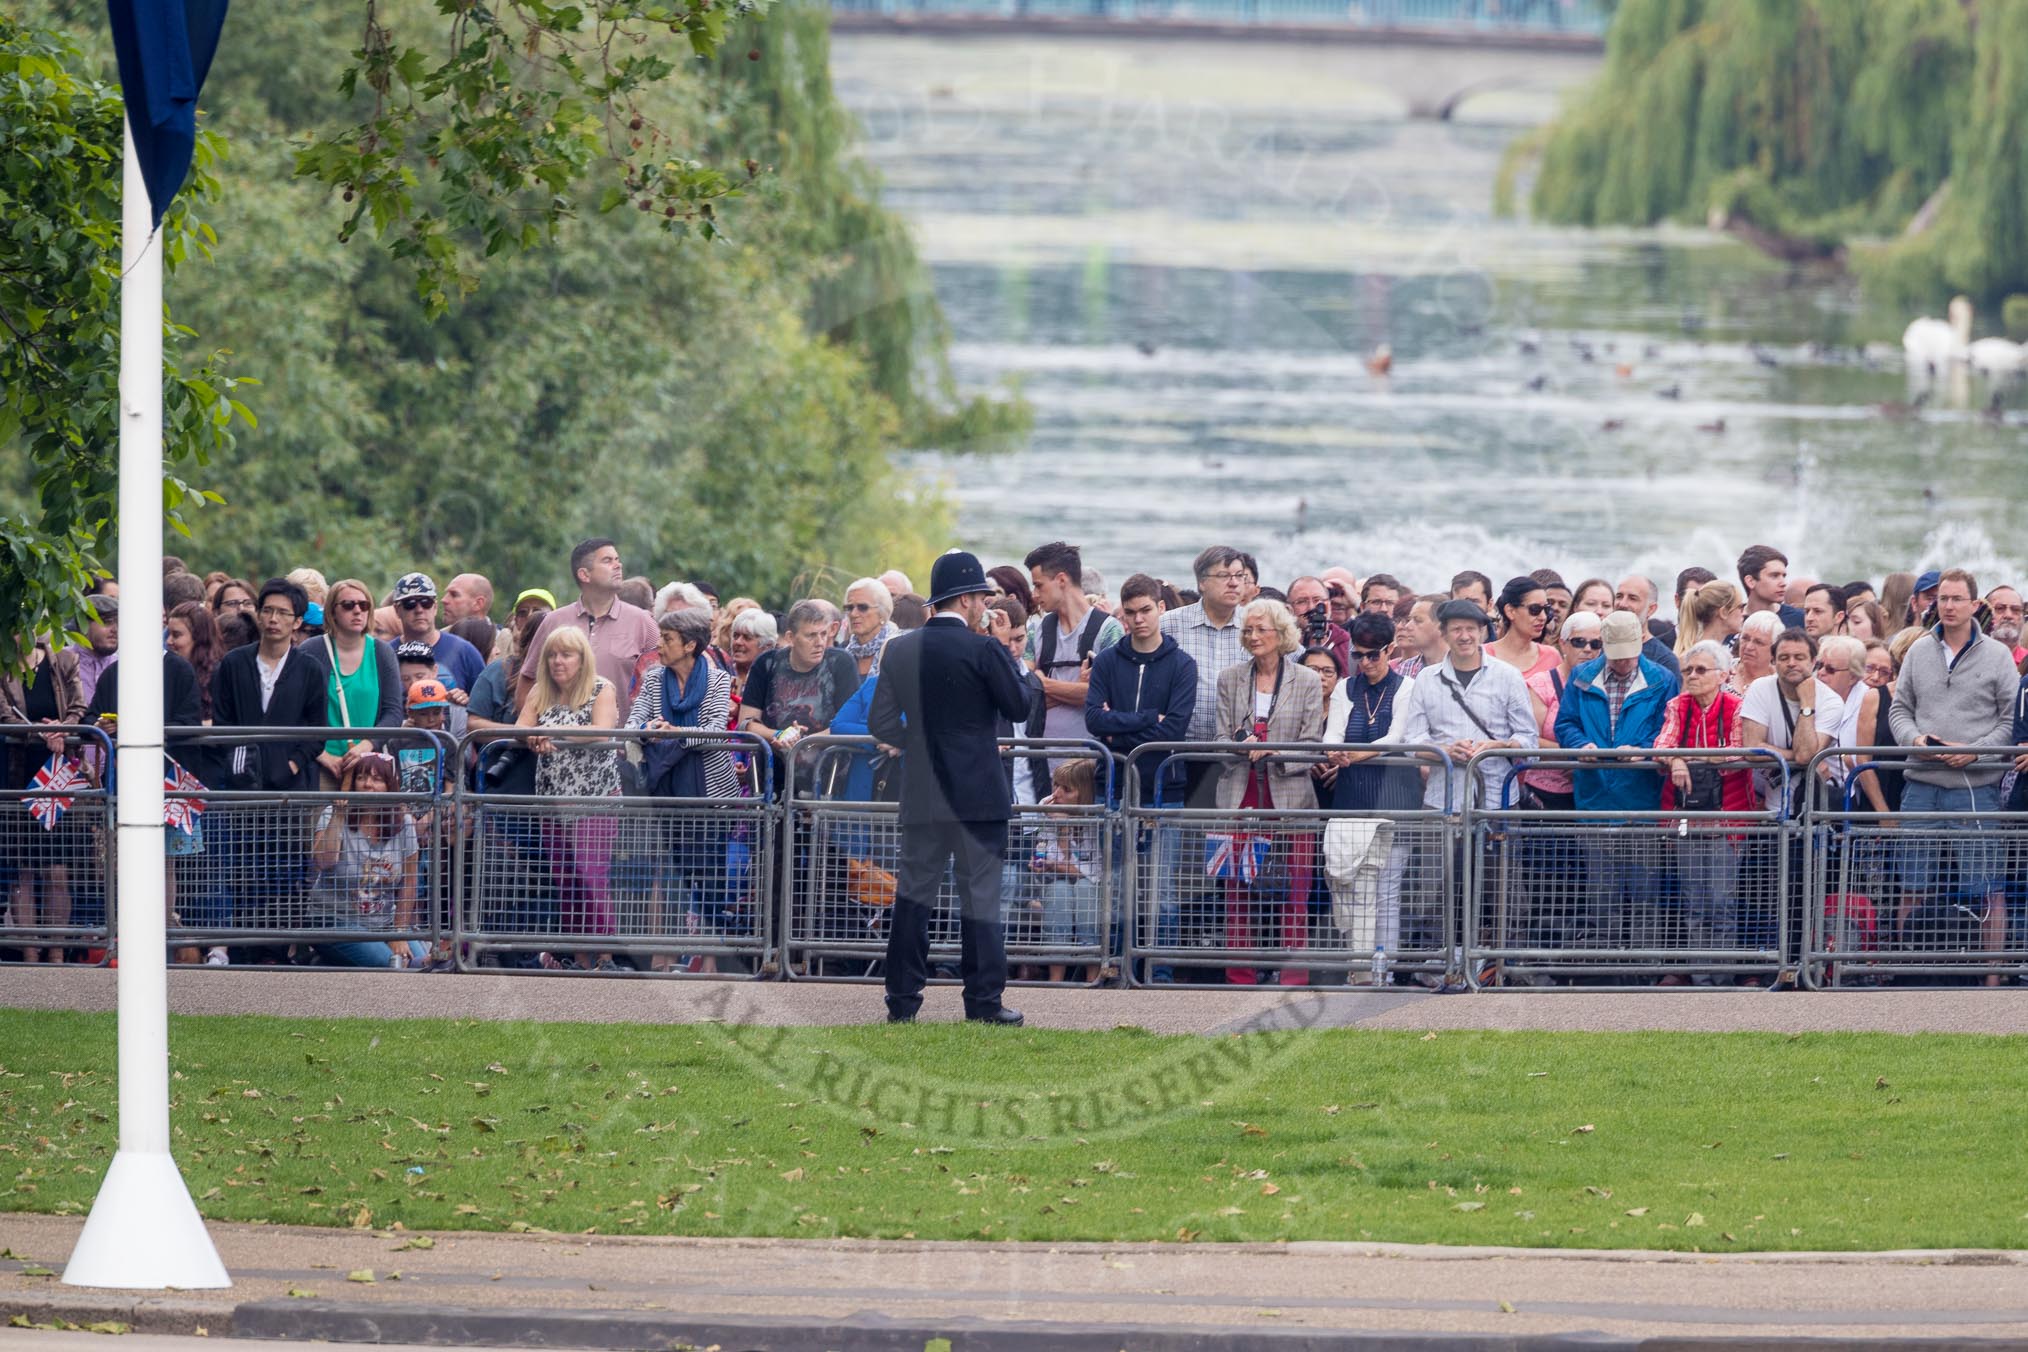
1392, 597, 1538, 813
871, 549, 1035, 1025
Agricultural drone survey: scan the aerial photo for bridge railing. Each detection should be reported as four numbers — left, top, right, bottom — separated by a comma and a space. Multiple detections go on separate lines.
826, 0, 1610, 35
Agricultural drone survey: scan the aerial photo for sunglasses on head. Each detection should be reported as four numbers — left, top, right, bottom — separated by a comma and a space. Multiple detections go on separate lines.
1567, 637, 1602, 651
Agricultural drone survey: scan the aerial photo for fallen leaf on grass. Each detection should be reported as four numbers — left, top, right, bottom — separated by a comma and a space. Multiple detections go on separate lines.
1454, 1202, 1485, 1212
351, 1206, 372, 1230
470, 1118, 498, 1133
1625, 1208, 1649, 1217
1583, 1186, 1612, 1198
1684, 1213, 1705, 1227
780, 1168, 805, 1182
1420, 1032, 1438, 1042
1260, 1183, 1280, 1196
1572, 1124, 1595, 1135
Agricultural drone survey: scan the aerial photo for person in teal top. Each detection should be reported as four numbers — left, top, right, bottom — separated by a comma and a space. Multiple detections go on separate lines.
315, 578, 404, 783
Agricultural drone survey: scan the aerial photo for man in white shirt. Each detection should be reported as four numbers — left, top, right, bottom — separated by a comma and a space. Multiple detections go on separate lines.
1392, 600, 1539, 812
1739, 627, 1844, 812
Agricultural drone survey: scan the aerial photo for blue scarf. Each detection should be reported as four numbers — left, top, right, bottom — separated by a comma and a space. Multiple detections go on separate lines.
662, 654, 710, 727
648, 657, 711, 798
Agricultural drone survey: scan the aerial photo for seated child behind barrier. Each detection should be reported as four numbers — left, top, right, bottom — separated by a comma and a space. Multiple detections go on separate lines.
1032, 759, 1101, 982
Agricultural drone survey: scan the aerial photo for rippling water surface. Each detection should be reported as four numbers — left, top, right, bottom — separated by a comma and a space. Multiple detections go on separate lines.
831, 32, 2028, 592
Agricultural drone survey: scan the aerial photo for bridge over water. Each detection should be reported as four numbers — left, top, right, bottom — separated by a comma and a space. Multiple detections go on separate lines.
829, 0, 1610, 58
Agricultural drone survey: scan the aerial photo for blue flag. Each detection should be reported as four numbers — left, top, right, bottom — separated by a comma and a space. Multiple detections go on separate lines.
106, 0, 229, 228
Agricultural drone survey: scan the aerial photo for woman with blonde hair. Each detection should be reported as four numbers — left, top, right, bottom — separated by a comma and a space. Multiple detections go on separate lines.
1675, 579, 1744, 656
1214, 598, 1325, 986
518, 625, 621, 971
315, 577, 403, 787
1879, 572, 1917, 630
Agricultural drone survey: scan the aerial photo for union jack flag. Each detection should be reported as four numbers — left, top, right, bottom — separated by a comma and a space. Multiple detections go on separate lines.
26, 756, 86, 831
1204, 831, 1269, 883
163, 760, 207, 832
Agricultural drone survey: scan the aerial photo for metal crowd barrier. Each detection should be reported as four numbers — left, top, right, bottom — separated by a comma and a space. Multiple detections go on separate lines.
1465, 747, 1793, 987
458, 727, 776, 975
156, 727, 458, 963
14, 718, 2028, 991
1800, 745, 2028, 989
1122, 742, 1459, 985
0, 724, 116, 963
780, 736, 1119, 984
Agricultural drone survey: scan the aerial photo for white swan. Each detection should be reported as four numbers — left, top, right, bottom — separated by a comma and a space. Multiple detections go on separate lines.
1967, 335, 2026, 376
1903, 295, 1971, 371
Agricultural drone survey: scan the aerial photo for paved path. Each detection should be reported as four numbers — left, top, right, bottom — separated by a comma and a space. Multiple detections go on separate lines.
6, 1214, 2028, 1346
8, 966, 2028, 1036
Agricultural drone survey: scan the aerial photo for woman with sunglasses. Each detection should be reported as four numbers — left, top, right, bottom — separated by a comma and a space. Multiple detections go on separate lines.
315, 578, 404, 788
1654, 640, 1756, 980
1487, 576, 1559, 680
1521, 611, 1602, 814
1322, 614, 1423, 974
839, 578, 899, 680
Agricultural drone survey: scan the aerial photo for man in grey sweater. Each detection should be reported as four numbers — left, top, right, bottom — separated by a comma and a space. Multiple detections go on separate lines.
1887, 568, 2017, 977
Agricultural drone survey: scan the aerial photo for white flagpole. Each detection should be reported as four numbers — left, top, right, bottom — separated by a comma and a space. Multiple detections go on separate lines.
61, 114, 230, 1292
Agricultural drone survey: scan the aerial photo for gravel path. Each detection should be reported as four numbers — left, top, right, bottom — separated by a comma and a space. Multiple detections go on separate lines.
7, 966, 2028, 1035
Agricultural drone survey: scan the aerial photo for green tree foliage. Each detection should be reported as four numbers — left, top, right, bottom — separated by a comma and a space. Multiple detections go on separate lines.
0, 18, 254, 668
1521, 0, 2028, 305
5, 1, 1019, 629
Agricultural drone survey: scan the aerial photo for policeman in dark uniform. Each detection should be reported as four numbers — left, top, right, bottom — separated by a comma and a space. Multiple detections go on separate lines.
870, 550, 1034, 1025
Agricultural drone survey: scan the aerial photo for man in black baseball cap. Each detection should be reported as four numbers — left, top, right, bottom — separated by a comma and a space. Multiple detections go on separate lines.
869, 550, 1034, 1025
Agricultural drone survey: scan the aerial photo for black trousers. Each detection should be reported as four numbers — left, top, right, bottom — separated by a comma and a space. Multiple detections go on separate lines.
884, 818, 1010, 1018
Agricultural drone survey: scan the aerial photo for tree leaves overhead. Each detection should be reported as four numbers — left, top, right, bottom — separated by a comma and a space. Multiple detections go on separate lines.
294, 1, 771, 317
3, 1, 1026, 636
1519, 0, 2028, 307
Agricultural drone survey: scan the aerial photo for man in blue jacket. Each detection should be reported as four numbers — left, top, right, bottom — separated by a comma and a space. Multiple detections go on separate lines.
1554, 610, 1680, 955
1084, 573, 1197, 807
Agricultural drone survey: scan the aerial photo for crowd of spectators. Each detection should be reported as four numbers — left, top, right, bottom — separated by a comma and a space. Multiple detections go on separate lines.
7, 538, 2028, 986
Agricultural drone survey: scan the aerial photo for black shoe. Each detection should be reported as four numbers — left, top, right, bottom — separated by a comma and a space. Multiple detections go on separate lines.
965, 1006, 1024, 1027
886, 1012, 916, 1024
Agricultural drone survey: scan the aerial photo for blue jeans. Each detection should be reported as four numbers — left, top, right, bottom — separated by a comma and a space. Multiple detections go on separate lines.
1898, 780, 2006, 897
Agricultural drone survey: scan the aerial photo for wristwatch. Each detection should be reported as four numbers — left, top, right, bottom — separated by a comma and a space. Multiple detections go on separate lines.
1799, 707, 1814, 718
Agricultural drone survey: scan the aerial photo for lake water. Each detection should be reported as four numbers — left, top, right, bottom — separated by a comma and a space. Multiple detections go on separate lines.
830, 31, 2028, 597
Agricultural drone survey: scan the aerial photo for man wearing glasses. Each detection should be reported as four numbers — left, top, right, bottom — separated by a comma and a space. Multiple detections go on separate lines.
208, 580, 334, 955
1159, 547, 1255, 798
391, 572, 485, 695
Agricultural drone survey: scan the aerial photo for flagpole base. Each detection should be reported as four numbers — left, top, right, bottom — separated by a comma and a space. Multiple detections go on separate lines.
61, 1150, 231, 1290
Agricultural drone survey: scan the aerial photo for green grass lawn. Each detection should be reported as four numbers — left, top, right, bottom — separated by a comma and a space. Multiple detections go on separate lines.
3, 1009, 2025, 1252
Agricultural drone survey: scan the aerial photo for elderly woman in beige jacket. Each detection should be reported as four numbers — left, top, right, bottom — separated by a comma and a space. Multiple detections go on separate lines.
1213, 599, 1325, 984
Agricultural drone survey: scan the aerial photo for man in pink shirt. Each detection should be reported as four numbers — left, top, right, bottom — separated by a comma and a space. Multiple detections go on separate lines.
517, 538, 658, 706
